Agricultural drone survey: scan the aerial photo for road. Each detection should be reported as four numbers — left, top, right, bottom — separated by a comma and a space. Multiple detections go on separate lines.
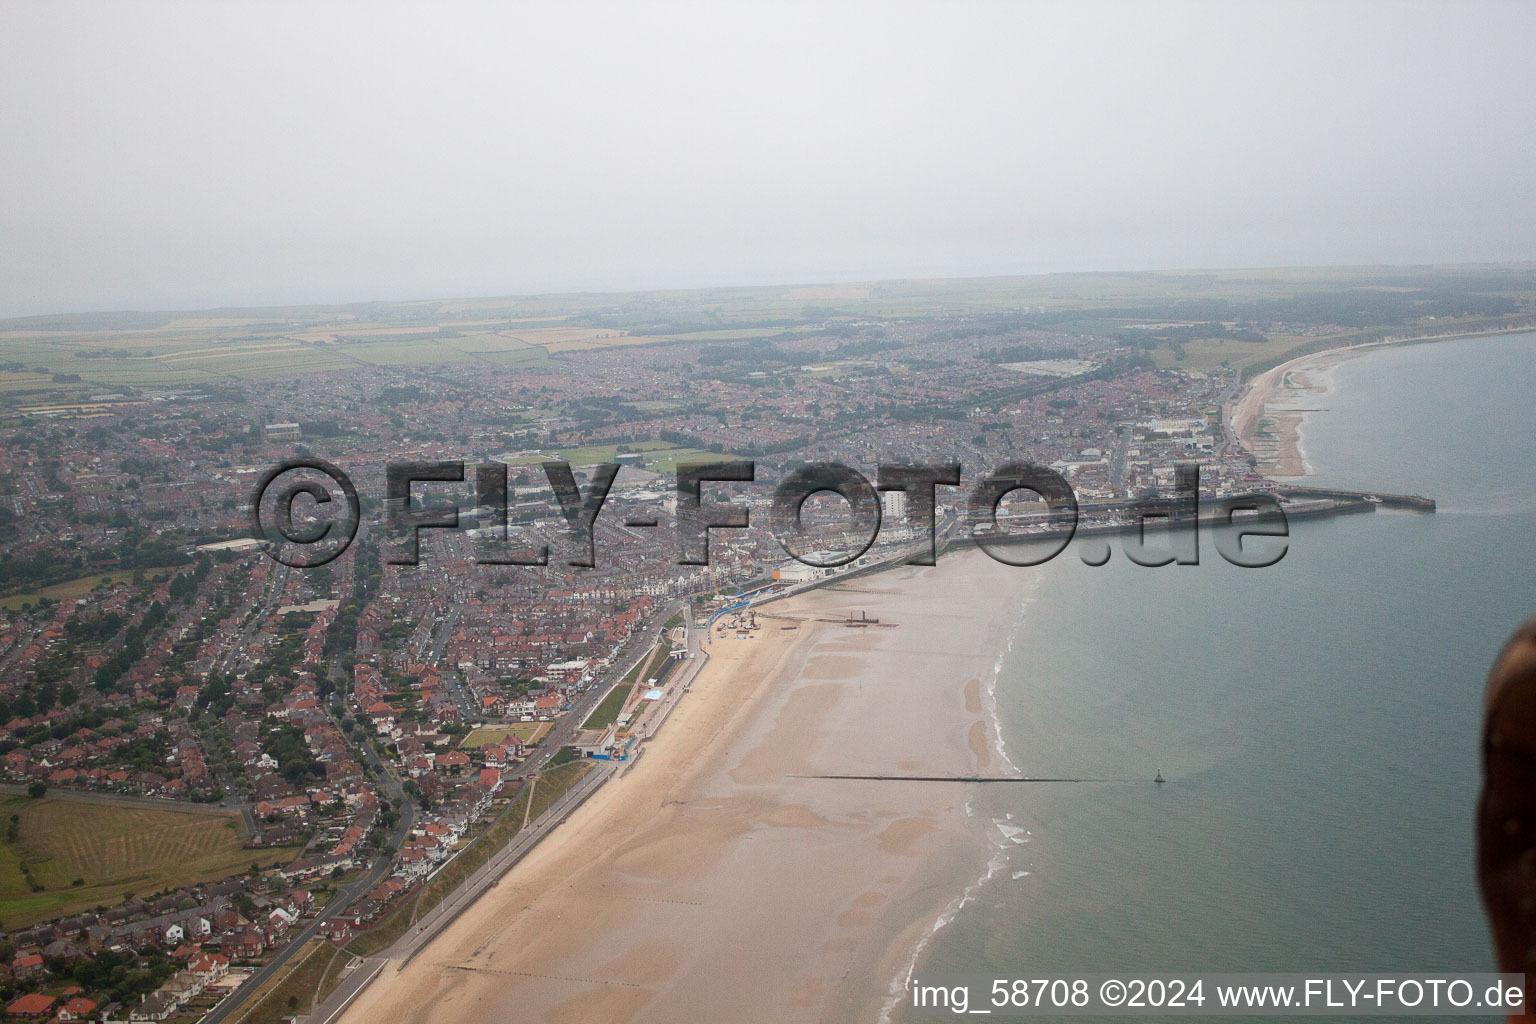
1109, 428, 1132, 494
304, 606, 701, 1024
304, 761, 613, 1024
215, 563, 290, 676
197, 663, 415, 1024
424, 606, 475, 719
1215, 367, 1244, 457
505, 599, 685, 779
201, 597, 687, 1024
197, 811, 409, 1024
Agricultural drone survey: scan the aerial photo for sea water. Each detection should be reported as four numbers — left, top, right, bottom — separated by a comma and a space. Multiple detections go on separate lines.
904, 331, 1536, 1018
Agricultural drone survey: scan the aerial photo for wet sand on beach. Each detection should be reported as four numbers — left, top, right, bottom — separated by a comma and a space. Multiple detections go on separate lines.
338, 551, 1035, 1024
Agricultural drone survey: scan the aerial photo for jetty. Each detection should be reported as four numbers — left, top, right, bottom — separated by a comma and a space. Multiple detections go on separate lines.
1272, 484, 1436, 512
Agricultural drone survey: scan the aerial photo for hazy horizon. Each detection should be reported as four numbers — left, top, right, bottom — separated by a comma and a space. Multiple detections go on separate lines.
5, 0, 1536, 318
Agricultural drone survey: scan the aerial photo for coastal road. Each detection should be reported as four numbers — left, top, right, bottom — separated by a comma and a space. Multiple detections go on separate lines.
228, 599, 685, 1024
197, 816, 410, 1024
305, 761, 614, 1024
1215, 367, 1244, 457
742, 521, 958, 614
508, 599, 686, 780
628, 610, 705, 743
305, 604, 701, 1024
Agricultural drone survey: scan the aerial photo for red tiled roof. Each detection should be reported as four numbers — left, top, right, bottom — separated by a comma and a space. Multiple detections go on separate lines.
6, 993, 55, 1015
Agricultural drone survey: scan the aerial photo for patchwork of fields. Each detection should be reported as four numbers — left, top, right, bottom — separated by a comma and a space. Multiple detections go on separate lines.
0, 323, 565, 392
0, 320, 816, 395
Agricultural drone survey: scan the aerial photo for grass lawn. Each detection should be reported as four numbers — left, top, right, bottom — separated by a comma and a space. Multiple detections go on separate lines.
580, 683, 633, 732
461, 722, 550, 748
615, 634, 674, 694
0, 796, 302, 930
545, 441, 742, 472
547, 440, 673, 465
639, 637, 674, 681
642, 448, 744, 474
1147, 331, 1351, 374
218, 938, 340, 1024
0, 568, 173, 611
619, 652, 651, 685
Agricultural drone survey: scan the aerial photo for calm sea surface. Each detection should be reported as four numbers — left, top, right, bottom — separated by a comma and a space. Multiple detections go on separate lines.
906, 332, 1536, 1017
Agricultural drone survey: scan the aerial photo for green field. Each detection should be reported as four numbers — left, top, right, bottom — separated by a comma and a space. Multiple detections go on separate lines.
1146, 331, 1351, 373
548, 440, 675, 464
0, 568, 173, 611
580, 683, 633, 732
545, 441, 743, 472
0, 796, 302, 930
4, 265, 1532, 400
461, 722, 550, 748
644, 449, 745, 473
651, 326, 818, 342
0, 321, 553, 401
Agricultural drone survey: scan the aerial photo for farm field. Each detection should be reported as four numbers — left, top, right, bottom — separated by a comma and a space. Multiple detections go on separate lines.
0, 796, 301, 929
0, 319, 561, 397
499, 326, 633, 354
5, 266, 1533, 402
651, 326, 817, 342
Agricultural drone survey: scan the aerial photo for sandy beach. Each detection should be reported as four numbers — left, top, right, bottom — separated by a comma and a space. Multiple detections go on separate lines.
337, 550, 1038, 1024
1230, 326, 1536, 479
1230, 349, 1359, 478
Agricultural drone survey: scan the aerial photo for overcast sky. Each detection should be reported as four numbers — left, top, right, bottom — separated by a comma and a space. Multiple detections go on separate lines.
2, 1, 1534, 317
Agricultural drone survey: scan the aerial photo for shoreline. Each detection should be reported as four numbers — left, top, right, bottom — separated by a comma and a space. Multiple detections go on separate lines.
1229, 324, 1535, 480
337, 551, 1036, 1024
324, 323, 1536, 1023
878, 574, 1039, 1024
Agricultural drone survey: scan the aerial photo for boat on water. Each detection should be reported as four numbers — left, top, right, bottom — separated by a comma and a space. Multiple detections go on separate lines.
1154, 770, 1166, 784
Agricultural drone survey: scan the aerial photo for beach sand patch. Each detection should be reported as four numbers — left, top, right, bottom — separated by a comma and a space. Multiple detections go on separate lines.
968, 720, 992, 769
803, 654, 861, 679
877, 816, 935, 855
